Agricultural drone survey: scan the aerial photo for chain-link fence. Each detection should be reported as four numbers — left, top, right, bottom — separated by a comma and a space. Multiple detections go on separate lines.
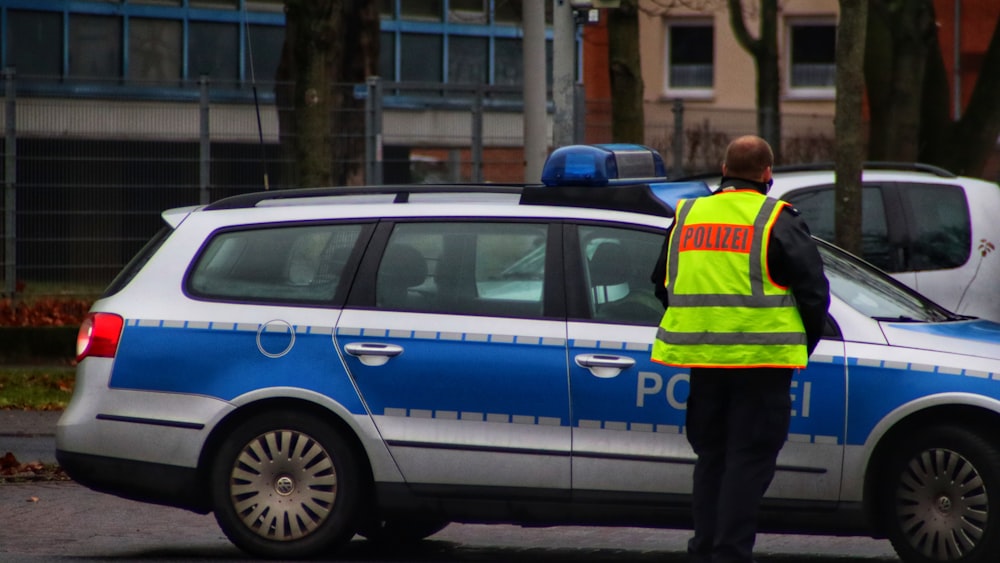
0, 73, 836, 297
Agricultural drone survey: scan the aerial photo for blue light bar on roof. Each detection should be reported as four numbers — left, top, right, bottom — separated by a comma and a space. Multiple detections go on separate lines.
647, 181, 713, 209
541, 144, 667, 187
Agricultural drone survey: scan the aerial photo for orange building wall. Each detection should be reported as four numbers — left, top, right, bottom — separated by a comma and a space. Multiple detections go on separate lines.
934, 0, 1000, 115
582, 19, 612, 143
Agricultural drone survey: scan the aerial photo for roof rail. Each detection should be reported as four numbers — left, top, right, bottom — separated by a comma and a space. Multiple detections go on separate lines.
204, 184, 525, 210
772, 161, 957, 178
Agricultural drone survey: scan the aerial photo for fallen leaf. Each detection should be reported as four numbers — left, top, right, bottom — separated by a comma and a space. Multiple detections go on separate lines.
27, 496, 39, 503
1, 452, 19, 469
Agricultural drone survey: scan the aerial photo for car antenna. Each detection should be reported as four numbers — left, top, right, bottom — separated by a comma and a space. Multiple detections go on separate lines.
242, 5, 270, 191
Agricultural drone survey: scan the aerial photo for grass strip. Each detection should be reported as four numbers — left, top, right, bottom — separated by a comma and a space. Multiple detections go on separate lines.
0, 366, 75, 411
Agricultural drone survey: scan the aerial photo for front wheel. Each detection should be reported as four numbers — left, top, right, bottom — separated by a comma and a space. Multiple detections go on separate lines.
877, 425, 1000, 563
210, 411, 363, 559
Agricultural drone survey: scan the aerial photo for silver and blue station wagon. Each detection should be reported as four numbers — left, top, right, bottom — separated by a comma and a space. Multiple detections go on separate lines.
59, 145, 1000, 562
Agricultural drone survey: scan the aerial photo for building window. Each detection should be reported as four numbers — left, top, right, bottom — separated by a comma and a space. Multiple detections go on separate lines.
788, 21, 836, 95
128, 18, 182, 83
494, 37, 522, 85
245, 24, 285, 86
70, 15, 122, 80
189, 21, 239, 83
6, 10, 62, 78
448, 36, 488, 84
400, 33, 443, 82
665, 21, 713, 97
449, 0, 487, 24
4, 0, 556, 100
379, 31, 396, 80
401, 0, 443, 21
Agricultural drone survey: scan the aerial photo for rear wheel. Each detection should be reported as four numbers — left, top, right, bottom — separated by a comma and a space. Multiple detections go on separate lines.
877, 425, 1000, 563
210, 411, 363, 559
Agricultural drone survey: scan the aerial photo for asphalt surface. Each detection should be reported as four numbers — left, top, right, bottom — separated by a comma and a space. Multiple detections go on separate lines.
0, 409, 900, 561
0, 409, 60, 464
0, 480, 901, 561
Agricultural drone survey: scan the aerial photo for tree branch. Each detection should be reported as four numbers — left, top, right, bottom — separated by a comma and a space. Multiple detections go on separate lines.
727, 0, 760, 55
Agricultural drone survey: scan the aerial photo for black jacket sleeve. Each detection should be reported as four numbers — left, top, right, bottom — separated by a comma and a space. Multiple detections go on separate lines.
767, 205, 831, 356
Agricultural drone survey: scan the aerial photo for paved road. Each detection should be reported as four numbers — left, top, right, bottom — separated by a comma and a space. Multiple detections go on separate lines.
1, 410, 60, 462
0, 411, 899, 561
0, 481, 901, 562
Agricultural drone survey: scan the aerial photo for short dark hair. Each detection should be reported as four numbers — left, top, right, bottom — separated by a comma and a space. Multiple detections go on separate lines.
724, 135, 773, 180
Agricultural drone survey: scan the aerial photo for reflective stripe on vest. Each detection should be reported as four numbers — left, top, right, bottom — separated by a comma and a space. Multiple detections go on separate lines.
651, 191, 808, 369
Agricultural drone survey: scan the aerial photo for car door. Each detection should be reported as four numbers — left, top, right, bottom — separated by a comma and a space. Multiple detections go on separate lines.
896, 181, 974, 311
336, 219, 572, 493
567, 222, 848, 504
565, 222, 695, 498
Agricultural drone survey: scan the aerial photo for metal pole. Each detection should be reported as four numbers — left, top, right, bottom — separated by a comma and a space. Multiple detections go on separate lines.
552, 0, 575, 148
372, 77, 383, 185
522, 0, 547, 183
199, 76, 210, 205
671, 98, 685, 178
365, 76, 384, 185
364, 79, 374, 184
472, 84, 484, 182
4, 68, 16, 297
573, 83, 586, 144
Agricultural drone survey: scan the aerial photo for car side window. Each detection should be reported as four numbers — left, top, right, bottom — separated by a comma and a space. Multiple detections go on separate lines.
784, 186, 895, 271
376, 222, 547, 318
579, 225, 665, 325
903, 183, 971, 270
187, 223, 363, 303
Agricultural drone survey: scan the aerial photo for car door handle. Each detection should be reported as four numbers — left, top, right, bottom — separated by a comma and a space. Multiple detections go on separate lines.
344, 343, 404, 367
574, 354, 636, 379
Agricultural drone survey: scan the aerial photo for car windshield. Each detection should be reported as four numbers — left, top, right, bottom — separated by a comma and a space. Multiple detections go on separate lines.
817, 239, 958, 322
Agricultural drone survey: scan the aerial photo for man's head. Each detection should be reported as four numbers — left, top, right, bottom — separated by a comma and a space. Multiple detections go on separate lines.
722, 135, 773, 187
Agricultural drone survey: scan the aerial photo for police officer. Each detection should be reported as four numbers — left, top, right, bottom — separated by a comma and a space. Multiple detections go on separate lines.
650, 135, 829, 563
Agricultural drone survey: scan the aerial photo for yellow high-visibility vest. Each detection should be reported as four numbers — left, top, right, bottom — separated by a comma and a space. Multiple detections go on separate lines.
651, 190, 808, 368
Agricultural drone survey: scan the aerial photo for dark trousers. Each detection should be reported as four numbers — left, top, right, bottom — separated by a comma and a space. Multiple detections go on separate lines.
685, 367, 793, 563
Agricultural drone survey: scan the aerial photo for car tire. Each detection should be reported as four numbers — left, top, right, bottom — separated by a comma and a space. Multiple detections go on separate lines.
877, 425, 1000, 563
358, 518, 450, 544
210, 411, 363, 559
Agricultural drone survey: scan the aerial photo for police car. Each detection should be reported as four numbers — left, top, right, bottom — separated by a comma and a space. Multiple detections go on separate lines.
58, 145, 1000, 563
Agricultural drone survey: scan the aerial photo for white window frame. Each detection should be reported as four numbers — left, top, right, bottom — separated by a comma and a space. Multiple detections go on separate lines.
663, 18, 714, 100
785, 17, 836, 100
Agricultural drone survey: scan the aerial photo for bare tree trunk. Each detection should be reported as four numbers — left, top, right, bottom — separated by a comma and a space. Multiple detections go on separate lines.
332, 0, 379, 186
865, 0, 935, 162
277, 0, 378, 188
608, 0, 645, 144
863, 1, 892, 161
834, 0, 867, 256
276, 0, 336, 188
727, 0, 782, 163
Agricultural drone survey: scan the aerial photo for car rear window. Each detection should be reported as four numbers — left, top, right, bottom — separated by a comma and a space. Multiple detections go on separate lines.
904, 183, 971, 270
187, 223, 364, 304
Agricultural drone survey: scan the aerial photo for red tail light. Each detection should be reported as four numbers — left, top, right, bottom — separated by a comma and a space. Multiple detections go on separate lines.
76, 313, 124, 362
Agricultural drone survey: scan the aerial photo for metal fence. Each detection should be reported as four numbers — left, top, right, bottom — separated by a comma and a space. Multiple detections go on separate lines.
0, 73, 835, 297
